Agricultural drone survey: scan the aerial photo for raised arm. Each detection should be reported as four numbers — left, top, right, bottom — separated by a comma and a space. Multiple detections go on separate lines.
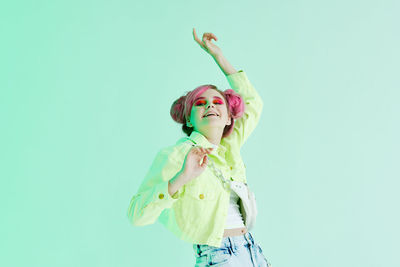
224, 70, 263, 148
192, 27, 237, 76
192, 28, 263, 148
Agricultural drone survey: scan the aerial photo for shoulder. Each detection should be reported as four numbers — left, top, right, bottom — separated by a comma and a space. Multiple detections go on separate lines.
155, 136, 192, 162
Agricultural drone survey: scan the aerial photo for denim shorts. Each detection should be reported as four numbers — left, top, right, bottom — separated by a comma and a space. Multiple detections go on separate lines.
192, 231, 272, 267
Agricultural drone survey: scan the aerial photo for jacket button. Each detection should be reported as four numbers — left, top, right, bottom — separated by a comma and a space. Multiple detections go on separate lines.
158, 193, 164, 199
199, 193, 204, 199
230, 166, 233, 170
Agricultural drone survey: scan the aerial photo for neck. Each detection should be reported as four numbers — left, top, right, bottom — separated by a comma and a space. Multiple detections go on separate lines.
199, 127, 223, 146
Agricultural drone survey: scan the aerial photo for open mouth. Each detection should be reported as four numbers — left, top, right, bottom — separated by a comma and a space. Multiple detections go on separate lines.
203, 113, 219, 118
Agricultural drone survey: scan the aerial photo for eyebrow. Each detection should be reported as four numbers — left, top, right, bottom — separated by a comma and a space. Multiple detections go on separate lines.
194, 96, 224, 101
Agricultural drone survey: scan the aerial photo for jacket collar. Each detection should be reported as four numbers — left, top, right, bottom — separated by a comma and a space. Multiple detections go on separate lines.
188, 130, 227, 154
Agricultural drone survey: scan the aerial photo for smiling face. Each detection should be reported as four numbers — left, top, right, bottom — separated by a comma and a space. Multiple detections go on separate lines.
186, 89, 231, 134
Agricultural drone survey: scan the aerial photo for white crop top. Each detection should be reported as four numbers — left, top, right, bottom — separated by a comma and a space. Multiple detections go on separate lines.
224, 189, 246, 229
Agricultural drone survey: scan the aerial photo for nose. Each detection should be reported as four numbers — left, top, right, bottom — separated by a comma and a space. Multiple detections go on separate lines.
206, 102, 215, 109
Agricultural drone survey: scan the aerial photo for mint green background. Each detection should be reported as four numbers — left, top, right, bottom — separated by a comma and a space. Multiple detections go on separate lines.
1, 0, 399, 266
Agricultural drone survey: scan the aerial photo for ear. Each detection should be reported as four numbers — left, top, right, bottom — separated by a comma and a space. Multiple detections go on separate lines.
226, 117, 232, 126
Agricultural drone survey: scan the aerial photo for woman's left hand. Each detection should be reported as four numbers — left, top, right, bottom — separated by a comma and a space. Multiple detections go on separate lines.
193, 28, 222, 58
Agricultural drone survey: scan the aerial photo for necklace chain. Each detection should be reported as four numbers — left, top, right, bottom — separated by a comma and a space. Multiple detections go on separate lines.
207, 155, 232, 190
184, 138, 231, 190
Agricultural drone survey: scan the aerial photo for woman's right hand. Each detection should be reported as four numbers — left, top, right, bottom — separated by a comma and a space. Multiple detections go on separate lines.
180, 146, 214, 184
193, 28, 222, 58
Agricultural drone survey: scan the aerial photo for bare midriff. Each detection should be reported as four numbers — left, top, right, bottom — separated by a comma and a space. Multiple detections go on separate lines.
223, 227, 247, 237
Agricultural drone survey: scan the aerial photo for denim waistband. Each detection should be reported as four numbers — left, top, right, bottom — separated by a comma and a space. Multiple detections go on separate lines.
194, 231, 255, 254
221, 231, 255, 248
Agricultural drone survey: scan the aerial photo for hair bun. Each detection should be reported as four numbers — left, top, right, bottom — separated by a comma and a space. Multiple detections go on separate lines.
170, 95, 186, 124
224, 89, 245, 119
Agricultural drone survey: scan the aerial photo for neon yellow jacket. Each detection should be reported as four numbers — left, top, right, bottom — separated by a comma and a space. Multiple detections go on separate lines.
127, 70, 263, 247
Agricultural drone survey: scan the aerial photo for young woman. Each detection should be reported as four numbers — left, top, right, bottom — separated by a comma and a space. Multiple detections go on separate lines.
127, 28, 272, 267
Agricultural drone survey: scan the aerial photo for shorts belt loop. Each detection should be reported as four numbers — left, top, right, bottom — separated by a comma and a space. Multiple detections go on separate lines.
243, 232, 253, 245
249, 232, 255, 245
227, 237, 235, 254
248, 232, 255, 244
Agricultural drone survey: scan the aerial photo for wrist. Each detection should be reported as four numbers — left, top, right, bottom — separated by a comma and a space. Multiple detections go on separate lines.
212, 52, 224, 60
177, 169, 190, 185
171, 169, 188, 186
168, 170, 189, 197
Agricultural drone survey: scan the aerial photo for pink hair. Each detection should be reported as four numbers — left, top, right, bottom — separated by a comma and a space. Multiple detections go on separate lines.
170, 84, 245, 138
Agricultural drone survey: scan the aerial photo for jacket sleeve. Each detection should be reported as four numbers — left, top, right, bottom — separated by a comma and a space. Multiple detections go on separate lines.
225, 70, 264, 148
127, 145, 185, 226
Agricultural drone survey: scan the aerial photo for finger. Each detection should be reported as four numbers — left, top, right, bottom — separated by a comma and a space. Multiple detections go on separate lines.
201, 155, 208, 167
204, 39, 212, 49
202, 33, 208, 43
193, 28, 198, 40
202, 148, 211, 155
193, 28, 203, 46
197, 147, 206, 156
192, 147, 201, 155
203, 34, 212, 45
205, 33, 216, 42
205, 147, 213, 153
205, 32, 217, 41
206, 148, 214, 153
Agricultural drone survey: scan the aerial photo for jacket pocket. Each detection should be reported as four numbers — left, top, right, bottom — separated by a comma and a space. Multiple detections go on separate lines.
184, 183, 217, 201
